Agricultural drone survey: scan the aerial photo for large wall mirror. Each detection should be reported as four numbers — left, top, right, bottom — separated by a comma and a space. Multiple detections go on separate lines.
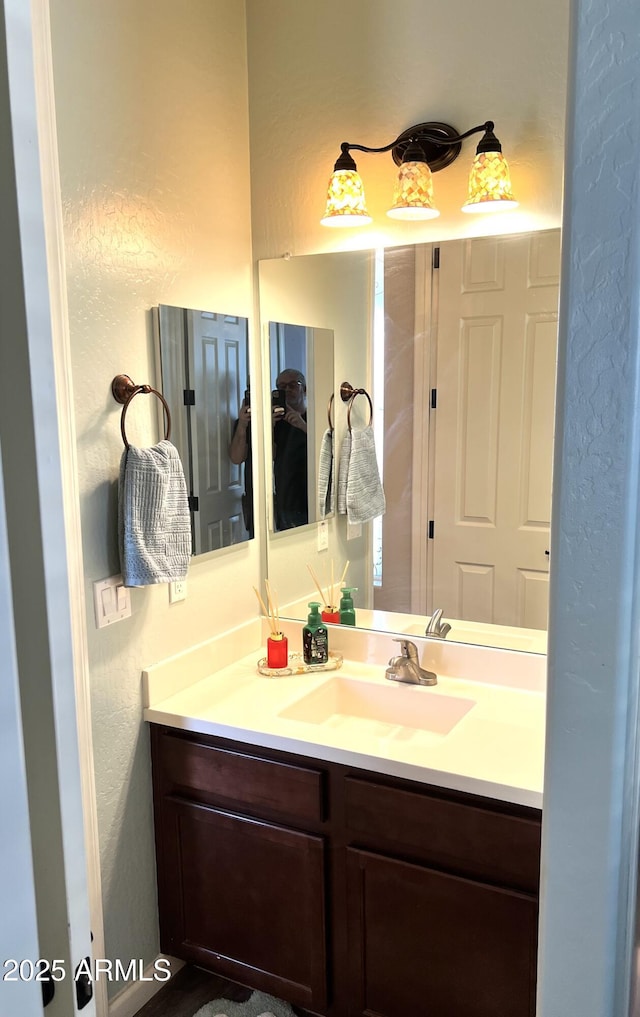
154, 304, 253, 555
259, 229, 560, 654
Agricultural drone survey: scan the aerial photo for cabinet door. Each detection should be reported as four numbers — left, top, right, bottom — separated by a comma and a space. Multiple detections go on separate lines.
347, 848, 537, 1017
159, 798, 327, 1010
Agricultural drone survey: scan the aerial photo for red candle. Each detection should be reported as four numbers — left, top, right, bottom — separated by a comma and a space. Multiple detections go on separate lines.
267, 633, 288, 669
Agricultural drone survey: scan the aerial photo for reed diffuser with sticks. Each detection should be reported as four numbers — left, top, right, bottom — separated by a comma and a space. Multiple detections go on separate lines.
253, 581, 288, 669
306, 559, 349, 624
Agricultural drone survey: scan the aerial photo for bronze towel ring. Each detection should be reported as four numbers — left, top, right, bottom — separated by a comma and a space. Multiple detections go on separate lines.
340, 380, 373, 431
111, 374, 171, 449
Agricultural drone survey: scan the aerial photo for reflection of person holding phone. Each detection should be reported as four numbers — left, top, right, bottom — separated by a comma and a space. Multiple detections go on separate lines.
273, 369, 308, 530
229, 389, 254, 538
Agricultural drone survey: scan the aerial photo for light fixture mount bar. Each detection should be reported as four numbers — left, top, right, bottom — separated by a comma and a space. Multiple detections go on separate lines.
338, 120, 497, 173
391, 120, 499, 170
391, 121, 462, 171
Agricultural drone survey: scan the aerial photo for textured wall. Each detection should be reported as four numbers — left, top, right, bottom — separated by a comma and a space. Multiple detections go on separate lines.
538, 0, 640, 1012
49, 0, 256, 994
246, 0, 570, 261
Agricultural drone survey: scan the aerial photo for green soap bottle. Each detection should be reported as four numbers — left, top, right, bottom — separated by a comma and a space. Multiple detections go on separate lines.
339, 587, 358, 625
303, 602, 329, 665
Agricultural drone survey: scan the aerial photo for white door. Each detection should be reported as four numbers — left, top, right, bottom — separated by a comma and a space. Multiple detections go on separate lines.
431, 232, 560, 627
0, 3, 95, 1014
188, 311, 250, 552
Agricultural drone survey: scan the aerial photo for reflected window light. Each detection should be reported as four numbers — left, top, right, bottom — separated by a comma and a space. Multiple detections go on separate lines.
372, 248, 385, 587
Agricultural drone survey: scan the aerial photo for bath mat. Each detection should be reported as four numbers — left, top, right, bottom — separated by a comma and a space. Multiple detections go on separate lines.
193, 989, 297, 1017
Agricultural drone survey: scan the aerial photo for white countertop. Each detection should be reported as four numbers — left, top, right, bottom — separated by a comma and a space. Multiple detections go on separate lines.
143, 621, 545, 809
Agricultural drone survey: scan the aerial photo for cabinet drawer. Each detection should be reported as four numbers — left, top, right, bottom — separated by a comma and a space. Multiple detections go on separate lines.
345, 776, 540, 892
157, 731, 324, 823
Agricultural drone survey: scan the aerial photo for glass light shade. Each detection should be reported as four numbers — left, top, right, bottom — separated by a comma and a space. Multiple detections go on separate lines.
462, 150, 519, 213
387, 161, 439, 220
320, 169, 372, 227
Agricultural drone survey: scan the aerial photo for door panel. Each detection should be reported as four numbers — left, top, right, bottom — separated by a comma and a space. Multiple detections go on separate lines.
432, 232, 559, 627
188, 312, 249, 552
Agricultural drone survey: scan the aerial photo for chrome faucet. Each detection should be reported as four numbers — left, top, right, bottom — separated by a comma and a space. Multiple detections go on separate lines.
425, 608, 451, 639
385, 639, 437, 686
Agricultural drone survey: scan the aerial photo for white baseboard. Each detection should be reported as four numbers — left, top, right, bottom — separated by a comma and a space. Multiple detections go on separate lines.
108, 955, 184, 1017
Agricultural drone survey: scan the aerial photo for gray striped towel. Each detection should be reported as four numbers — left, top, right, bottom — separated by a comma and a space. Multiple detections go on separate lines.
338, 425, 385, 524
337, 429, 351, 516
118, 440, 191, 586
317, 428, 334, 518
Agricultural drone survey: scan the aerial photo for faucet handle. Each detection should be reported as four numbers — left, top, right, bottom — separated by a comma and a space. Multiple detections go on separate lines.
425, 608, 450, 638
392, 638, 419, 661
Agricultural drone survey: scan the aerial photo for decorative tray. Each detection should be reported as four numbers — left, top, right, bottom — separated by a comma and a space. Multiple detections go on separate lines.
257, 651, 343, 678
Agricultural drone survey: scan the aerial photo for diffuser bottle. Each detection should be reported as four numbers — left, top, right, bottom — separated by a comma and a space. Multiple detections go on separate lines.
267, 631, 288, 669
321, 606, 340, 625
303, 602, 329, 665
339, 587, 358, 625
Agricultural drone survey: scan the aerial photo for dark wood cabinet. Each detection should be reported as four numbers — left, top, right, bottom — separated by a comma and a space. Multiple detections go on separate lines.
346, 848, 537, 1017
160, 797, 327, 1008
150, 725, 541, 1017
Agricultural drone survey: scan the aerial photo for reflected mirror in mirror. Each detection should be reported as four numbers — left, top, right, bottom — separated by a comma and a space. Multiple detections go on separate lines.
260, 230, 560, 653
268, 322, 335, 534
154, 304, 253, 555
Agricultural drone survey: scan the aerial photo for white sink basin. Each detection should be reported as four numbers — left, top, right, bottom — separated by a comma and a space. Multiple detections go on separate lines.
279, 676, 475, 736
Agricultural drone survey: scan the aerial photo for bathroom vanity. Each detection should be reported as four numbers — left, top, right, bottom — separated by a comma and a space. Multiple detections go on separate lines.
144, 625, 545, 1017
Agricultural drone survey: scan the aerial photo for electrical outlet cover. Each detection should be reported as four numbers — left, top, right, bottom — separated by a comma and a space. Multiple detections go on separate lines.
169, 579, 187, 603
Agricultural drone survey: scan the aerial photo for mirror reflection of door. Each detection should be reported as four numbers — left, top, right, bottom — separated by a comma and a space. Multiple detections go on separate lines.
188, 312, 250, 552
156, 305, 252, 556
375, 231, 559, 629
432, 233, 558, 627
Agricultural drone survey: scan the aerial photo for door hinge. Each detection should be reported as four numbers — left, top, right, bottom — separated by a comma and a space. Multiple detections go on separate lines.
41, 972, 55, 1008
75, 958, 93, 1010
428, 520, 435, 539
433, 246, 440, 269
183, 389, 195, 406
431, 388, 437, 409
188, 495, 199, 512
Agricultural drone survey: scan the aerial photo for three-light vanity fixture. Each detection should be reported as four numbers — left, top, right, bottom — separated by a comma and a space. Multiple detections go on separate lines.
321, 119, 518, 227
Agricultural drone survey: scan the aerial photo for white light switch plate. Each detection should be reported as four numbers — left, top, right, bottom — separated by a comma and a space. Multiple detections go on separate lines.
93, 575, 131, 629
347, 520, 362, 540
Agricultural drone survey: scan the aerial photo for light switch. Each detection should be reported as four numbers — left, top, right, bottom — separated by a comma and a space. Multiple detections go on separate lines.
93, 575, 132, 629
